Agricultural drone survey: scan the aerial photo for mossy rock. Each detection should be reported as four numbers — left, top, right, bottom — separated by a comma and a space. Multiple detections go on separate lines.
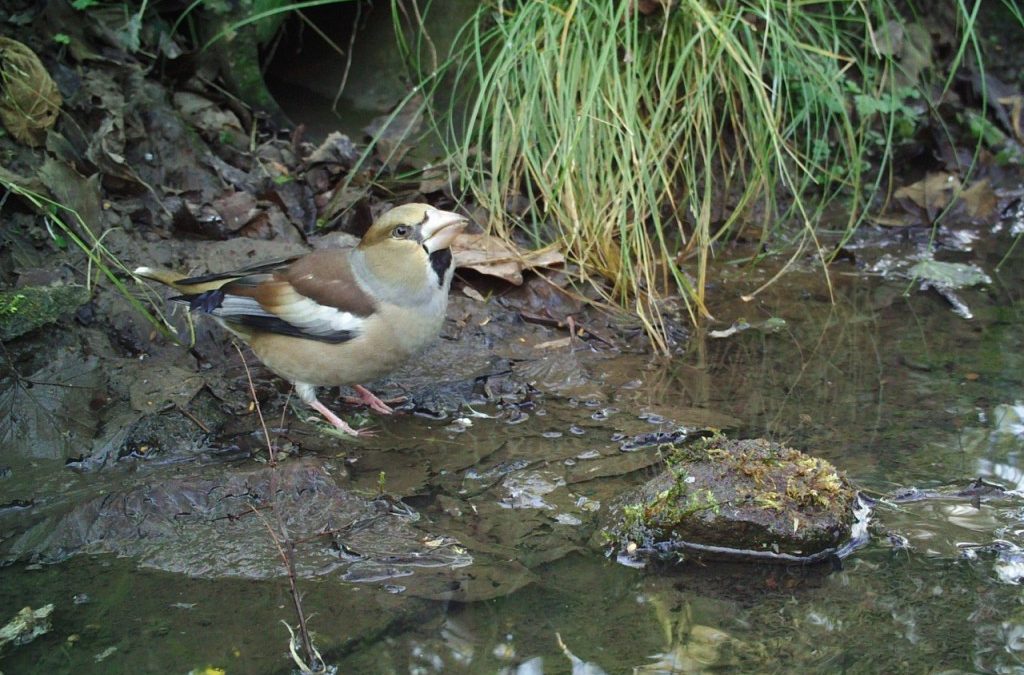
0, 285, 89, 341
603, 435, 857, 564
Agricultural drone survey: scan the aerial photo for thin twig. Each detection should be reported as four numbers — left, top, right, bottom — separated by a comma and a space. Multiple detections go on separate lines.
233, 341, 322, 671
176, 405, 211, 433
331, 0, 361, 111
234, 341, 275, 465
248, 503, 322, 673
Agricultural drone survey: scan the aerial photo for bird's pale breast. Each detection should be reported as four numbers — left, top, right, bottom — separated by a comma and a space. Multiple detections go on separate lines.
248, 301, 446, 387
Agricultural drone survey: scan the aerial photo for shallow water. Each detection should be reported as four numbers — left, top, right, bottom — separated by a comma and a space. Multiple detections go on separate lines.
1, 229, 1023, 674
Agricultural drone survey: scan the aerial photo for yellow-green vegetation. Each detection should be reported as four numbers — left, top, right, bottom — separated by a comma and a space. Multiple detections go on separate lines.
669, 435, 853, 515
614, 461, 720, 549
0, 291, 26, 315
667, 436, 851, 514
785, 455, 846, 509
621, 484, 720, 537
402, 0, 997, 350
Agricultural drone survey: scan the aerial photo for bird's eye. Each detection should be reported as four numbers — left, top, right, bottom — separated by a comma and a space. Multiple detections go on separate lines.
392, 225, 412, 239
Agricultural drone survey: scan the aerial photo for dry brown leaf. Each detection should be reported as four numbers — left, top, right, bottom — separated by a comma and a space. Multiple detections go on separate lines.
894, 172, 960, 212
960, 179, 997, 220
871, 213, 919, 228
418, 166, 450, 194
533, 337, 573, 350
305, 131, 358, 166
173, 91, 244, 138
461, 285, 486, 302
0, 38, 61, 146
212, 190, 259, 232
452, 232, 564, 285
998, 94, 1024, 142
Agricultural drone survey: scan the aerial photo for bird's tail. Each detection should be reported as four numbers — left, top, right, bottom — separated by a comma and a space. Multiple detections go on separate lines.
133, 266, 236, 294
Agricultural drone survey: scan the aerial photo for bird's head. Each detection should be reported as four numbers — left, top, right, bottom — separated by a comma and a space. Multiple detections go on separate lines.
354, 203, 468, 305
359, 203, 467, 255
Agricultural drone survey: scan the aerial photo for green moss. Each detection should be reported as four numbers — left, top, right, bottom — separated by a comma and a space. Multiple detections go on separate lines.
667, 435, 852, 516
0, 285, 89, 341
0, 292, 27, 315
614, 463, 720, 548
606, 434, 856, 556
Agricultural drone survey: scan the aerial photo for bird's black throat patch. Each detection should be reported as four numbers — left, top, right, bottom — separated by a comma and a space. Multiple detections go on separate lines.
428, 249, 453, 287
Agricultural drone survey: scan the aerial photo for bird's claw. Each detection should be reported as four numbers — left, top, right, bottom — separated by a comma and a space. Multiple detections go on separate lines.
344, 385, 405, 416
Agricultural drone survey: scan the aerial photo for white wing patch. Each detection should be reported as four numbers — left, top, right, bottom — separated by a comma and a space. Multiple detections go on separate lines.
215, 296, 267, 318
215, 293, 365, 338
272, 296, 366, 336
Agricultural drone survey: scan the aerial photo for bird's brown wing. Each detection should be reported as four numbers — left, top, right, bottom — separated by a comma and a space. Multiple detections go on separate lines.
277, 250, 378, 317
174, 251, 378, 344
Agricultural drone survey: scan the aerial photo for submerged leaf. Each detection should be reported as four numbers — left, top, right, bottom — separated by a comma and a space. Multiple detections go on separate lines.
0, 604, 54, 650
907, 260, 991, 289
908, 260, 991, 320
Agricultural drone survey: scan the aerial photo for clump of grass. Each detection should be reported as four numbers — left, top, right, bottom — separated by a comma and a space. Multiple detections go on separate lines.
405, 0, 985, 350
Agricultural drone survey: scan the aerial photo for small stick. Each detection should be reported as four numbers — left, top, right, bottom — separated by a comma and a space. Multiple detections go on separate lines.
235, 341, 321, 671
176, 405, 210, 433
234, 342, 275, 465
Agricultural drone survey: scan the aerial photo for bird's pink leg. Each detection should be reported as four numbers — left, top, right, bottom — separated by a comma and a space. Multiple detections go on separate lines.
307, 398, 375, 437
350, 384, 397, 415
295, 383, 374, 437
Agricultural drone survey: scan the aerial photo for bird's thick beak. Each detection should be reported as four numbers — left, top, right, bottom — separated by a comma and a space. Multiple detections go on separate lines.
422, 208, 468, 253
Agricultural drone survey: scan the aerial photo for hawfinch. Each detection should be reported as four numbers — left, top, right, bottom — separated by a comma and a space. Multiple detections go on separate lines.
135, 203, 468, 436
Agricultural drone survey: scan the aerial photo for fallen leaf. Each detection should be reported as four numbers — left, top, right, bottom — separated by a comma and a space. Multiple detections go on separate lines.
960, 178, 997, 220
305, 131, 358, 167
0, 353, 104, 460
363, 95, 423, 169
504, 274, 583, 323
173, 91, 244, 140
37, 158, 104, 230
907, 259, 991, 289
897, 23, 933, 84
870, 212, 918, 228
461, 285, 486, 302
211, 190, 258, 232
452, 233, 564, 285
894, 172, 960, 212
997, 94, 1024, 142
533, 337, 573, 350
873, 20, 903, 57
0, 38, 61, 146
418, 165, 451, 194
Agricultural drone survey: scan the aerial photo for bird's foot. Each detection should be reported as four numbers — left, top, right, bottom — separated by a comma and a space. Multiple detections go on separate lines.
308, 399, 372, 437
343, 384, 405, 416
